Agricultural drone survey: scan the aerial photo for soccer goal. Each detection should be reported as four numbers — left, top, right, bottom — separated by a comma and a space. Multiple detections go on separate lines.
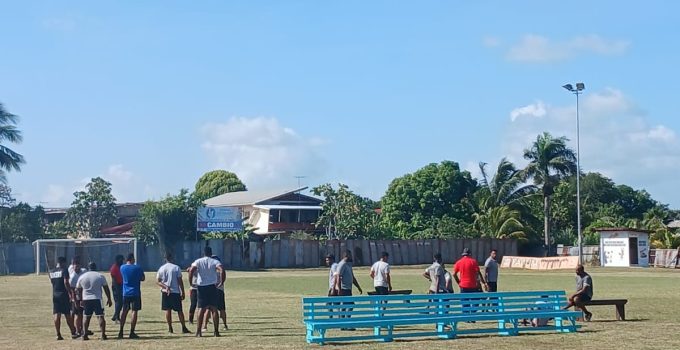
32, 238, 137, 275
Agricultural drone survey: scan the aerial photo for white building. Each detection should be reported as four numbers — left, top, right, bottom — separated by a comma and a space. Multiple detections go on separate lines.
596, 227, 651, 268
203, 187, 323, 236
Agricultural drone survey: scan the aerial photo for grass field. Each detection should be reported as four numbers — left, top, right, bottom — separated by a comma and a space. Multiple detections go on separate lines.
0, 266, 678, 350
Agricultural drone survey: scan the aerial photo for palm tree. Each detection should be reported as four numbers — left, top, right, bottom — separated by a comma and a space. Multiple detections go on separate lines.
474, 159, 538, 240
0, 103, 25, 183
523, 132, 577, 253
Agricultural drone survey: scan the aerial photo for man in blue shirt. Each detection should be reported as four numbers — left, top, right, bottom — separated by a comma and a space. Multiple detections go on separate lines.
118, 253, 145, 339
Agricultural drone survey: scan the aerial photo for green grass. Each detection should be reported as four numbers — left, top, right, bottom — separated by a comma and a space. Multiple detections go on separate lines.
0, 266, 679, 349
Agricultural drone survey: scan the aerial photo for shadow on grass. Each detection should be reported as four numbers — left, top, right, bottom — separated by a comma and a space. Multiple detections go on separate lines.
590, 318, 649, 323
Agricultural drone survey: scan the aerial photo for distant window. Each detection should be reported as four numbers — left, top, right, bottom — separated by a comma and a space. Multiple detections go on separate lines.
300, 210, 320, 223
269, 209, 280, 223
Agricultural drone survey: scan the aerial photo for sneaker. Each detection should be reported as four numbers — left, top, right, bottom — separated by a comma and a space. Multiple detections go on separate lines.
214, 331, 221, 337
101, 334, 108, 341
129, 332, 140, 339
56, 335, 64, 341
168, 327, 174, 334
86, 330, 94, 336
117, 332, 124, 339
82, 335, 89, 341
585, 312, 593, 322
71, 333, 81, 339
182, 328, 192, 334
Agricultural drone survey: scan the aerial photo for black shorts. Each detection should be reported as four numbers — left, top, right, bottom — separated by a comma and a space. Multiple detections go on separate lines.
53, 295, 71, 315
576, 293, 592, 302
339, 289, 352, 297
487, 282, 498, 292
83, 300, 104, 316
215, 289, 226, 311
374, 286, 389, 295
71, 299, 83, 314
197, 285, 218, 308
162, 293, 183, 312
123, 296, 142, 311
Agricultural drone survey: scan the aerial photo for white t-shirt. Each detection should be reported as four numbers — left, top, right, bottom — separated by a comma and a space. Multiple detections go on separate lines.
68, 265, 87, 290
328, 263, 338, 290
191, 256, 222, 286
370, 260, 390, 288
156, 262, 182, 294
76, 271, 108, 301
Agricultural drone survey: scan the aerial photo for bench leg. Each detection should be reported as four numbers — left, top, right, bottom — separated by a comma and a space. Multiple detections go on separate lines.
616, 305, 625, 321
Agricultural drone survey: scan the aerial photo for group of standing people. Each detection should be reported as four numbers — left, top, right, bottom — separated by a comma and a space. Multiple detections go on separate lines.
49, 245, 228, 341
325, 248, 500, 297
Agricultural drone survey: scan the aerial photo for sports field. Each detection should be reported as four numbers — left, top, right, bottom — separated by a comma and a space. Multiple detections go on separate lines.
0, 266, 678, 350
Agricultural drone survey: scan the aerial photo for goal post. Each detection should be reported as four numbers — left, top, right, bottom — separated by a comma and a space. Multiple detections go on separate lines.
32, 238, 137, 275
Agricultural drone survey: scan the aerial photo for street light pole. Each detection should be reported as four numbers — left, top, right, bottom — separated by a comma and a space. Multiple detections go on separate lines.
563, 83, 585, 265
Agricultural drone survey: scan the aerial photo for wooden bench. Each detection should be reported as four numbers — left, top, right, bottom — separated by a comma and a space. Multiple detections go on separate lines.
302, 290, 582, 344
578, 299, 628, 320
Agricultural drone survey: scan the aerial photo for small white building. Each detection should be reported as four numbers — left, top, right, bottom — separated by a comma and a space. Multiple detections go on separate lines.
596, 227, 651, 268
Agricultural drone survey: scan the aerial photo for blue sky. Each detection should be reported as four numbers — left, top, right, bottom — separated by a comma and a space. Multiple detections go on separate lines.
2, 1, 680, 208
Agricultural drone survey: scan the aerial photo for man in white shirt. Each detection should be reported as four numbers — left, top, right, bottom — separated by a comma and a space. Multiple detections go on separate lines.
325, 254, 339, 296
188, 246, 225, 337
157, 253, 190, 334
68, 256, 87, 337
76, 262, 112, 341
369, 252, 392, 295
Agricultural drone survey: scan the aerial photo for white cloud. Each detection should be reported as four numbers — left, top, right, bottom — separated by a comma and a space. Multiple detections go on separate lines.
200, 117, 327, 189
41, 185, 67, 205
107, 164, 133, 183
482, 36, 501, 48
503, 88, 680, 202
506, 34, 630, 63
510, 101, 547, 122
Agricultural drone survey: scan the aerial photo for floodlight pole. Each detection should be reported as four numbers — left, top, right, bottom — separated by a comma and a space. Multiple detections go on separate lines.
563, 83, 584, 265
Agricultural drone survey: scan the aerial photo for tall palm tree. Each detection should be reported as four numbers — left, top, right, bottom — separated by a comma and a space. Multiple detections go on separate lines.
0, 103, 25, 183
474, 158, 538, 240
523, 132, 577, 253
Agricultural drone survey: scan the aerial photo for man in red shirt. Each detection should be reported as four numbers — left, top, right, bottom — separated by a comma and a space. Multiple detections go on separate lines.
109, 255, 124, 323
453, 248, 487, 293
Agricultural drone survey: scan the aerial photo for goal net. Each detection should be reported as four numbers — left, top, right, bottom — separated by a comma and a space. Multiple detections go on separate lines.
33, 238, 137, 275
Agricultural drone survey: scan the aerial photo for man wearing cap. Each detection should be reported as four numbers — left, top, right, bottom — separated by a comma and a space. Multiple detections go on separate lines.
453, 248, 487, 293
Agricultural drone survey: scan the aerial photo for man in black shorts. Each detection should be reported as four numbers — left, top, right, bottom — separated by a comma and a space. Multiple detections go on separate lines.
119, 253, 145, 339
76, 262, 113, 340
156, 253, 190, 334
49, 256, 77, 340
188, 246, 225, 337
563, 265, 594, 321
210, 255, 228, 330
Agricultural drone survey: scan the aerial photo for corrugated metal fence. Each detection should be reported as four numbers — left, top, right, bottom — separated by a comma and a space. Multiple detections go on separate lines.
1, 238, 517, 274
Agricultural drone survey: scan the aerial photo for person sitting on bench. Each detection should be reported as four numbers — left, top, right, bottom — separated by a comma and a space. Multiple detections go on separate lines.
563, 265, 593, 322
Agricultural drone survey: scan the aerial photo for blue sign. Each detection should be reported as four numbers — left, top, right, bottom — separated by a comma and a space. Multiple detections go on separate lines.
197, 207, 243, 232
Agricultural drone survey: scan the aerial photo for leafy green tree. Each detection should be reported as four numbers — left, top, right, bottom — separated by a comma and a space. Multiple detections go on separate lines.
312, 183, 381, 239
134, 189, 197, 254
473, 159, 538, 240
522, 132, 577, 252
0, 103, 25, 183
193, 170, 246, 203
62, 177, 118, 238
0, 203, 45, 242
380, 161, 477, 238
615, 185, 657, 220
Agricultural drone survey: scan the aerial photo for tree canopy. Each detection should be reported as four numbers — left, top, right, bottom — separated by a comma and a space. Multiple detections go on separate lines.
0, 102, 25, 183
193, 170, 247, 203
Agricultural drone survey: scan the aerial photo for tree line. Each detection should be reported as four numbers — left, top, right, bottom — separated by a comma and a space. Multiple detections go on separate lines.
0, 102, 678, 251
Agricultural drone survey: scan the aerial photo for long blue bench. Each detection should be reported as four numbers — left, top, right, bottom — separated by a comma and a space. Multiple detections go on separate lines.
302, 290, 581, 344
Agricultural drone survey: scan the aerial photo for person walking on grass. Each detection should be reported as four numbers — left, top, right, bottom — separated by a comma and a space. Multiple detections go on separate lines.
484, 249, 499, 292
109, 254, 124, 323
334, 249, 362, 330
68, 256, 88, 337
188, 246, 225, 337
118, 253, 145, 339
370, 251, 392, 295
423, 253, 446, 294
188, 268, 198, 324
453, 248, 487, 293
325, 254, 339, 296
76, 262, 113, 341
49, 256, 77, 340
563, 265, 594, 321
207, 255, 228, 331
157, 252, 191, 334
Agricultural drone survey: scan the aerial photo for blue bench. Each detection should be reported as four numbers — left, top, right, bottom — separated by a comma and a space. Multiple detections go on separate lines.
302, 290, 581, 344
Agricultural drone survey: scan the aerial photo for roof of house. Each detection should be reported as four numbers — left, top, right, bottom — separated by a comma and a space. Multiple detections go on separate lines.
594, 227, 652, 234
667, 220, 680, 229
203, 186, 314, 207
